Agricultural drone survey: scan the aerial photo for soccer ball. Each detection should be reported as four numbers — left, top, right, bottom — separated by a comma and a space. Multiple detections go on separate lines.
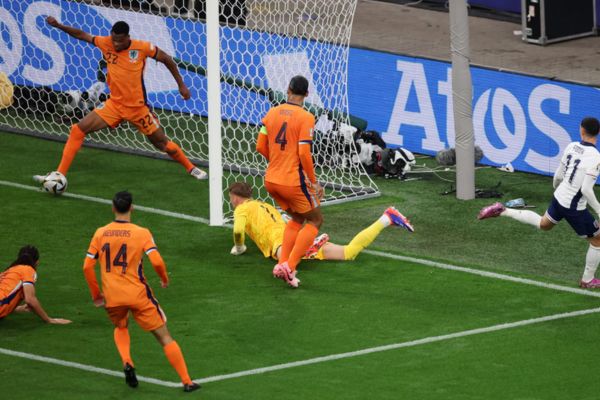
42, 171, 68, 195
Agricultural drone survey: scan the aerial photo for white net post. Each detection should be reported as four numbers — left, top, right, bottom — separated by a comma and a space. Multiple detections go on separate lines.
206, 0, 223, 226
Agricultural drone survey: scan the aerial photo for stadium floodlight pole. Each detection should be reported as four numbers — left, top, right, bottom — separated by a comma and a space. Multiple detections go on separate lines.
207, 0, 224, 225
449, 0, 475, 200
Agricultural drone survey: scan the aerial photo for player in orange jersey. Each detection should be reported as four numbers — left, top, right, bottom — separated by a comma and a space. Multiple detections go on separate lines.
33, 18, 207, 188
256, 75, 323, 288
0, 245, 71, 324
83, 191, 200, 392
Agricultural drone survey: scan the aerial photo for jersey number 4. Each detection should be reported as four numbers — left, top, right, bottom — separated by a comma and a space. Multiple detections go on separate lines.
275, 122, 288, 150
102, 244, 128, 274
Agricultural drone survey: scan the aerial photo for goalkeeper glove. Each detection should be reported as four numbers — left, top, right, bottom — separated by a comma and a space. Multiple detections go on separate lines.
230, 245, 247, 256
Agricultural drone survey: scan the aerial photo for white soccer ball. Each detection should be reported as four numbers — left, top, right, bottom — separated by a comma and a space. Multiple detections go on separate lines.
42, 171, 68, 195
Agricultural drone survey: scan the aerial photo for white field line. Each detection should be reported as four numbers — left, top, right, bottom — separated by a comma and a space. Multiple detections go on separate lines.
2, 307, 600, 387
0, 180, 209, 225
0, 347, 180, 387
2, 179, 597, 299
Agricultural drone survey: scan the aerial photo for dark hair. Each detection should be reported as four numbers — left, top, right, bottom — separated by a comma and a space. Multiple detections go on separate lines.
288, 75, 309, 96
113, 191, 133, 213
8, 245, 39, 269
581, 117, 600, 137
228, 182, 253, 199
111, 21, 130, 36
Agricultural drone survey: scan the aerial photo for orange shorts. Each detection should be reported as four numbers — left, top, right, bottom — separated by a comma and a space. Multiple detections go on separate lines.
0, 293, 23, 319
94, 98, 160, 135
265, 181, 320, 214
106, 297, 167, 331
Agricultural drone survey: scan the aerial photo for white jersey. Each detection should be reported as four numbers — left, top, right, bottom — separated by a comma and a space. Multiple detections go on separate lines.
554, 141, 600, 210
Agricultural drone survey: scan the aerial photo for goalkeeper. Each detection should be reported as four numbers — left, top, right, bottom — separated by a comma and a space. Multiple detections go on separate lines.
228, 182, 414, 261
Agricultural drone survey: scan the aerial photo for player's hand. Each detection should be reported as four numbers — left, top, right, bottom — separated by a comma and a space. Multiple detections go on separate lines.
48, 318, 72, 325
230, 244, 247, 256
179, 84, 191, 100
93, 295, 105, 308
161, 280, 169, 288
314, 182, 324, 200
46, 16, 60, 28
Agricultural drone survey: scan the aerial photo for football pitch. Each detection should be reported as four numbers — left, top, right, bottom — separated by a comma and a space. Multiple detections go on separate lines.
2, 131, 600, 399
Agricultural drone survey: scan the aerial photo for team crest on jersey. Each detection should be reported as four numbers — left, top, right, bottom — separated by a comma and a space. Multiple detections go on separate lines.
129, 50, 139, 63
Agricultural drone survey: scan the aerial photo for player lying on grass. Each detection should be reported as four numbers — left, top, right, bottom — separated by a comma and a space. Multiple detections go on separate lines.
83, 191, 200, 392
0, 245, 71, 324
34, 18, 207, 188
478, 117, 600, 289
228, 182, 414, 262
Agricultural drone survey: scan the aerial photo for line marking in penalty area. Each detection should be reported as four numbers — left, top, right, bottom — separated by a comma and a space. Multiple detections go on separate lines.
2, 307, 600, 387
1, 179, 600, 300
0, 180, 209, 225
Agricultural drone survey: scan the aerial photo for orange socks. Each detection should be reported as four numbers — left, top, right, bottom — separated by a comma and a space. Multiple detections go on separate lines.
288, 223, 319, 271
279, 220, 302, 264
165, 141, 194, 172
163, 341, 192, 385
114, 327, 133, 367
57, 124, 85, 175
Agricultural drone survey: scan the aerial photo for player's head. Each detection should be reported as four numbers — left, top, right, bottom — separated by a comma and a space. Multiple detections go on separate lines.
581, 117, 600, 139
112, 190, 133, 215
228, 182, 253, 208
8, 245, 40, 269
110, 21, 130, 52
287, 75, 309, 99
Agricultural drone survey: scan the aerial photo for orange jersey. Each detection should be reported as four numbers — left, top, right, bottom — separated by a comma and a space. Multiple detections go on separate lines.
93, 36, 158, 107
86, 221, 159, 308
261, 103, 315, 186
0, 265, 37, 318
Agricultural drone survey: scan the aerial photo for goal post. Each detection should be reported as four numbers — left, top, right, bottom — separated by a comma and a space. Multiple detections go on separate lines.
206, 0, 223, 226
0, 0, 379, 222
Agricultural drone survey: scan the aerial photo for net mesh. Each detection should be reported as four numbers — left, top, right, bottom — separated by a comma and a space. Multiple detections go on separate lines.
0, 0, 379, 220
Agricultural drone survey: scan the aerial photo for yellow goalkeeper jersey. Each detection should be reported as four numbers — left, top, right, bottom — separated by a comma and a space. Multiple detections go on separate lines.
233, 199, 285, 258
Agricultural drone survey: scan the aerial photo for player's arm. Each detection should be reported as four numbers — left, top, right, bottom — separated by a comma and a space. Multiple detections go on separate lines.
231, 214, 247, 255
22, 284, 71, 324
83, 254, 104, 307
553, 161, 565, 189
155, 48, 191, 100
582, 170, 600, 216
256, 125, 269, 160
298, 117, 323, 198
46, 16, 93, 44
147, 248, 169, 288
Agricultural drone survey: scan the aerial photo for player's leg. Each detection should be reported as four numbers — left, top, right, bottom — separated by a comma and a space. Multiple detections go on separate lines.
106, 306, 138, 388
57, 108, 112, 176
150, 325, 200, 392
286, 206, 323, 272
265, 182, 301, 264
564, 210, 600, 288
478, 200, 556, 230
142, 120, 207, 180
134, 300, 199, 392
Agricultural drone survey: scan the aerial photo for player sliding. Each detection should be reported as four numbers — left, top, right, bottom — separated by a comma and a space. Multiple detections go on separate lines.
83, 191, 200, 392
0, 245, 71, 324
256, 75, 324, 288
228, 182, 414, 262
34, 18, 207, 187
478, 117, 600, 289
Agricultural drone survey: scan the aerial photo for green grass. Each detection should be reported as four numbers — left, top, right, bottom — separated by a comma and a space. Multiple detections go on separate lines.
2, 131, 600, 399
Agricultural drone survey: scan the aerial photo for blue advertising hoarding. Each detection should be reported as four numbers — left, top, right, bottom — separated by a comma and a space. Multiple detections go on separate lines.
2, 0, 600, 179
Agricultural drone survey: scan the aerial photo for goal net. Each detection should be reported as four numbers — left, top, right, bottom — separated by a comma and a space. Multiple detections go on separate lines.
0, 0, 379, 221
